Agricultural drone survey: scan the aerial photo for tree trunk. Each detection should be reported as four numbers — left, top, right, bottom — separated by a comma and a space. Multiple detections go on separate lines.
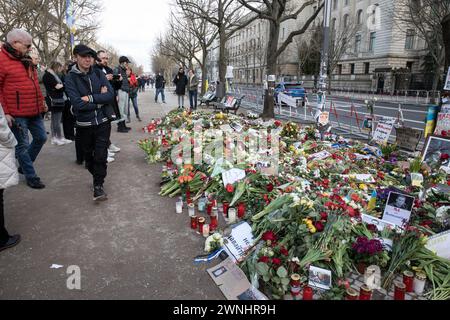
262, 20, 280, 119
218, 26, 227, 83
443, 14, 450, 70
201, 49, 208, 95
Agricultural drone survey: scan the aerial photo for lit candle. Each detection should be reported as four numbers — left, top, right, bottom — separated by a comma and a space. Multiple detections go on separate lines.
302, 286, 313, 300
403, 270, 414, 293
290, 274, 301, 297
359, 284, 372, 300
202, 224, 210, 237
228, 207, 237, 224
413, 272, 426, 296
198, 217, 206, 234
190, 216, 198, 230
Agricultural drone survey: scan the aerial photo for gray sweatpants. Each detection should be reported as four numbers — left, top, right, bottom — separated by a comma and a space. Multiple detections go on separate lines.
50, 110, 63, 138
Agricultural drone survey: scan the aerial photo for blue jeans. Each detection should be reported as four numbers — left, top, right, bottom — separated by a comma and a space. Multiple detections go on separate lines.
127, 96, 140, 119
155, 88, 165, 103
10, 116, 47, 180
189, 90, 198, 110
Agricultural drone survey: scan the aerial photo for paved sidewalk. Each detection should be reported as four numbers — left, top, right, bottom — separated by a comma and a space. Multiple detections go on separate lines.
0, 88, 224, 300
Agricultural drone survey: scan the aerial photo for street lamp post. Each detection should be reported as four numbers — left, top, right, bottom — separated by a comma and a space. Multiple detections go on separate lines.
316, 0, 332, 122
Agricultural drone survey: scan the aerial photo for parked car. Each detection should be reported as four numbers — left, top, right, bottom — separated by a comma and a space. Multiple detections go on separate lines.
274, 82, 307, 106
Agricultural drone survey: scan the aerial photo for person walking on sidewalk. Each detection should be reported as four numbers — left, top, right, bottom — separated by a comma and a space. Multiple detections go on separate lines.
188, 69, 199, 111
127, 67, 141, 122
173, 67, 188, 109
0, 103, 21, 252
154, 72, 166, 103
0, 29, 47, 189
64, 44, 115, 201
114, 56, 132, 133
43, 61, 73, 146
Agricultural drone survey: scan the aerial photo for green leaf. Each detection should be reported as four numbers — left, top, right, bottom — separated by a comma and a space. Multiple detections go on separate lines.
256, 262, 270, 276
276, 266, 288, 278
273, 276, 281, 284
263, 275, 270, 282
281, 277, 290, 286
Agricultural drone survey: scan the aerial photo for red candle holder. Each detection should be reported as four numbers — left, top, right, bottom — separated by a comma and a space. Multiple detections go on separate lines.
237, 202, 246, 219
206, 202, 213, 216
198, 217, 206, 234
302, 286, 313, 300
345, 288, 359, 300
190, 216, 198, 230
394, 281, 406, 300
359, 285, 372, 300
290, 274, 301, 297
222, 201, 229, 217
186, 188, 191, 204
403, 270, 414, 293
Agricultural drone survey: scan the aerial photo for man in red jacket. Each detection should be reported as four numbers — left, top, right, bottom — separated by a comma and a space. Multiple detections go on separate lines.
0, 29, 48, 189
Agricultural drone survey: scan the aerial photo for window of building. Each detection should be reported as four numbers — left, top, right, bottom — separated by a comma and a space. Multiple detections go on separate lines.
364, 62, 370, 74
333, 0, 338, 10
355, 34, 361, 53
405, 29, 415, 50
343, 14, 349, 28
406, 61, 414, 71
369, 32, 376, 52
337, 64, 342, 75
350, 63, 355, 75
357, 9, 363, 25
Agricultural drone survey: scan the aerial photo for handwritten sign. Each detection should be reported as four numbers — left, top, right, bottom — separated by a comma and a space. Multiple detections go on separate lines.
223, 222, 255, 263
373, 118, 395, 145
396, 127, 423, 152
222, 168, 246, 187
426, 230, 450, 260
434, 113, 450, 136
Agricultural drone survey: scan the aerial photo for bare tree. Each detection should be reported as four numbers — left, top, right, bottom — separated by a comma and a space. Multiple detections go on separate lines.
395, 0, 450, 93
237, 0, 323, 118
176, 0, 259, 86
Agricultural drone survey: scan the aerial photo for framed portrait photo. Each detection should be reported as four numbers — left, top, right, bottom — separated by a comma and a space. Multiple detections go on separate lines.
308, 266, 332, 290
421, 135, 450, 170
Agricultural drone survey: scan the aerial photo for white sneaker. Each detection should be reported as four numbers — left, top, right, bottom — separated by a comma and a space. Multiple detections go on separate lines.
62, 138, 73, 144
107, 157, 115, 163
108, 151, 116, 158
51, 137, 65, 146
109, 144, 121, 153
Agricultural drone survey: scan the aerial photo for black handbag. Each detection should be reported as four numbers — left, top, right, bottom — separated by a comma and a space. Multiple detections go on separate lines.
49, 96, 65, 108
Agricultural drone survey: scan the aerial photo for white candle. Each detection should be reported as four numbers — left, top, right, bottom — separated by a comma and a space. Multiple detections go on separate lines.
228, 208, 237, 224
188, 204, 195, 217
176, 201, 183, 214
413, 273, 426, 295
202, 224, 210, 237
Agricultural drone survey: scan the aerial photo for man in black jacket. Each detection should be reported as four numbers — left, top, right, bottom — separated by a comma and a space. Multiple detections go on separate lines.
154, 72, 166, 104
114, 56, 132, 133
65, 44, 114, 201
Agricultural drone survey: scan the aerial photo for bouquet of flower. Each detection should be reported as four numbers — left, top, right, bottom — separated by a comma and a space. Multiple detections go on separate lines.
138, 138, 161, 164
351, 236, 388, 267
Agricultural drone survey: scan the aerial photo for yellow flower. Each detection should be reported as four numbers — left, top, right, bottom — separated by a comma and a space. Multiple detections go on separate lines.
309, 226, 317, 234
359, 184, 368, 191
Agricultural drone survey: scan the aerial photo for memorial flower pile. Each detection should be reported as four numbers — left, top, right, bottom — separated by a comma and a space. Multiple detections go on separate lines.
139, 109, 450, 300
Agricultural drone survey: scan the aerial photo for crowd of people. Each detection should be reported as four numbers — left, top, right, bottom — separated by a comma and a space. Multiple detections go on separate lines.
0, 28, 202, 253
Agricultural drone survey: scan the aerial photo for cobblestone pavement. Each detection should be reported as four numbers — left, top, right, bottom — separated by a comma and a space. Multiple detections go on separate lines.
0, 88, 224, 300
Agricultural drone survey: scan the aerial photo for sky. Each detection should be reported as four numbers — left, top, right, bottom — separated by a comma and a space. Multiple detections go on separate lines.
97, 0, 171, 72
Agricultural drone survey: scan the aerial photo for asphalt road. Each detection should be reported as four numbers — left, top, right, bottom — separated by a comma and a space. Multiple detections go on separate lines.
0, 88, 224, 300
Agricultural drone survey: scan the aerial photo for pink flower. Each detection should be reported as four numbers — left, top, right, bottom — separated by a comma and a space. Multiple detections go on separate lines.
226, 184, 234, 193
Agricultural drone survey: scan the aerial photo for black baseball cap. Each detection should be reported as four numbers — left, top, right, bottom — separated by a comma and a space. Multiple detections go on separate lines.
73, 44, 97, 58
119, 56, 131, 64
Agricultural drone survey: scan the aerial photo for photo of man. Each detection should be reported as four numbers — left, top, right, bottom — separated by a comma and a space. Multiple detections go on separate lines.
383, 192, 415, 228
387, 193, 414, 211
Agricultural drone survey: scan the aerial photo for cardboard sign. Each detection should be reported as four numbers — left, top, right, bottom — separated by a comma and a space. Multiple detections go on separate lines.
426, 230, 450, 260
382, 192, 415, 228
396, 127, 423, 152
222, 168, 246, 187
222, 222, 254, 263
373, 118, 395, 144
207, 258, 268, 300
319, 111, 330, 126
278, 92, 298, 108
434, 113, 450, 136
444, 67, 450, 91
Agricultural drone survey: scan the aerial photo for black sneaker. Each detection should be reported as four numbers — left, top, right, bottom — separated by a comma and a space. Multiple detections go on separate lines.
0, 234, 21, 252
18, 167, 23, 175
27, 177, 45, 189
93, 185, 107, 201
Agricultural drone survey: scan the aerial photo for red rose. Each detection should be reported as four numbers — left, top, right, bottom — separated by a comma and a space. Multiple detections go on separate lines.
367, 224, 378, 232
314, 221, 324, 232
267, 184, 274, 192
440, 153, 449, 161
258, 256, 270, 263
346, 206, 356, 217
442, 130, 448, 137
226, 184, 234, 193
320, 212, 328, 220
262, 231, 277, 242
272, 258, 282, 266
280, 247, 289, 256
274, 120, 282, 127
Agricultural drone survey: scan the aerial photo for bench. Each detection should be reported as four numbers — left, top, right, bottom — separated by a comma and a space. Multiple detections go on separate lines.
199, 91, 217, 107
211, 94, 245, 114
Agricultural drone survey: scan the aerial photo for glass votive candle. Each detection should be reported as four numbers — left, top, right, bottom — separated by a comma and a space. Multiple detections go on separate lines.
188, 203, 195, 217
210, 214, 218, 232
190, 216, 198, 230
176, 200, 183, 214
359, 284, 372, 300
394, 281, 406, 300
222, 201, 229, 217
290, 274, 301, 297
198, 197, 206, 212
302, 286, 313, 300
206, 202, 213, 215
345, 288, 359, 300
413, 272, 427, 296
237, 202, 246, 218
202, 224, 210, 237
403, 270, 414, 293
228, 207, 237, 224
198, 217, 206, 234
